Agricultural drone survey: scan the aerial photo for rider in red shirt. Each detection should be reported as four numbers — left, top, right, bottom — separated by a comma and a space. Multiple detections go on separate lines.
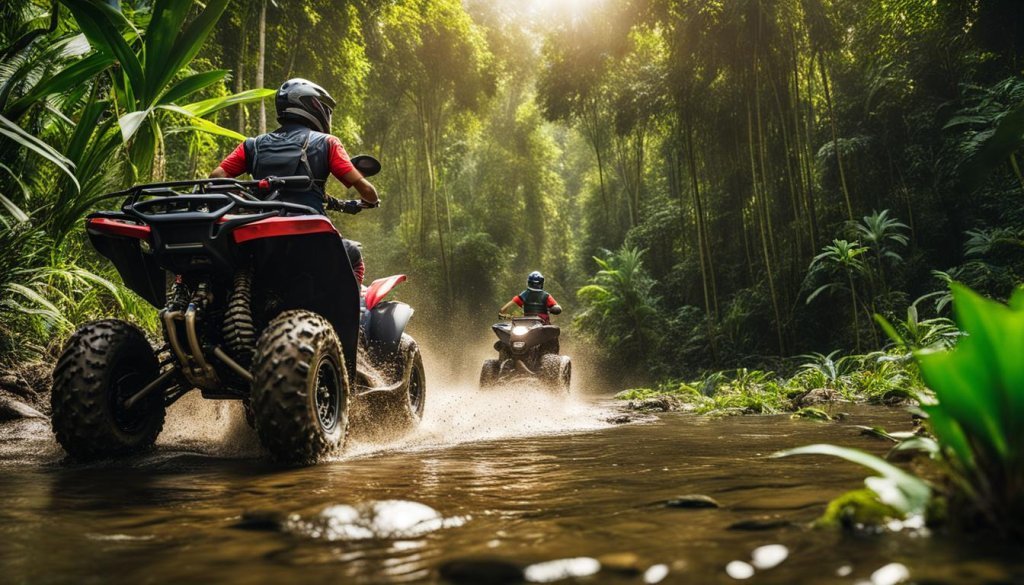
210, 79, 376, 284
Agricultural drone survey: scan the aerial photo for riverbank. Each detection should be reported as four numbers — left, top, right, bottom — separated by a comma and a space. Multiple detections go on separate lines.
616, 352, 924, 417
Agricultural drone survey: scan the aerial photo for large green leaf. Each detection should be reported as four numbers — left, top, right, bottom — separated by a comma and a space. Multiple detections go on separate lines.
149, 0, 231, 107
166, 117, 246, 142
773, 444, 932, 517
118, 109, 152, 143
143, 0, 194, 103
59, 0, 145, 93
181, 88, 275, 118
4, 52, 116, 120
0, 114, 80, 192
158, 70, 229, 106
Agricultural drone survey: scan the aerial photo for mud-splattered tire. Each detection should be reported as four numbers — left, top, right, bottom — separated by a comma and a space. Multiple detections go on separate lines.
479, 359, 500, 389
540, 354, 571, 393
251, 310, 348, 465
380, 334, 426, 430
51, 319, 165, 460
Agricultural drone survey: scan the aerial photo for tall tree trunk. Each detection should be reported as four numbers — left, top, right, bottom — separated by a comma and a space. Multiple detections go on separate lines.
748, 102, 786, 354
235, 5, 248, 134
819, 56, 853, 220
256, 0, 267, 134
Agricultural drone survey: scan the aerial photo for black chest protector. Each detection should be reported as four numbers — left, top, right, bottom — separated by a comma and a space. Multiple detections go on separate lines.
520, 289, 551, 316
243, 124, 331, 214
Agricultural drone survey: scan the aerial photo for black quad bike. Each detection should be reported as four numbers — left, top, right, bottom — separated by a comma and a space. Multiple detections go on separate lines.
51, 156, 425, 465
479, 316, 571, 392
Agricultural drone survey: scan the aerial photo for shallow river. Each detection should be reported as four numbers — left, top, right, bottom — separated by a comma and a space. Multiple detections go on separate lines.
0, 380, 1020, 584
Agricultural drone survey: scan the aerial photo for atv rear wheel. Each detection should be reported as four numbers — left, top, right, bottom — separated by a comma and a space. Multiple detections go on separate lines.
540, 354, 571, 393
251, 310, 348, 464
51, 320, 166, 460
479, 359, 500, 389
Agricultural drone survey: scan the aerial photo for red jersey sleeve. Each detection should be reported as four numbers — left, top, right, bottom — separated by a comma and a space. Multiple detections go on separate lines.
512, 295, 524, 307
218, 142, 247, 177
546, 294, 558, 307
327, 136, 357, 187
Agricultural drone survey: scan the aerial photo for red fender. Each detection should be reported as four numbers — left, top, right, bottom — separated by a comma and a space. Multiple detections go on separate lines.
364, 274, 407, 310
86, 217, 151, 240
232, 216, 338, 244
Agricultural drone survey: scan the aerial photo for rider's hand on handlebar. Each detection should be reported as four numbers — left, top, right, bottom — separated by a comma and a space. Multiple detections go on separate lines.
326, 198, 379, 214
498, 312, 512, 320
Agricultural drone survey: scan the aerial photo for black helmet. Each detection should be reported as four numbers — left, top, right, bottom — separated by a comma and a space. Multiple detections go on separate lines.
275, 78, 336, 133
527, 271, 544, 291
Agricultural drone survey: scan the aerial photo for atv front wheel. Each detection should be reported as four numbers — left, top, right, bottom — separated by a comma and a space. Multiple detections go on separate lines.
51, 320, 166, 460
540, 354, 571, 393
251, 310, 349, 464
377, 334, 426, 430
479, 359, 500, 389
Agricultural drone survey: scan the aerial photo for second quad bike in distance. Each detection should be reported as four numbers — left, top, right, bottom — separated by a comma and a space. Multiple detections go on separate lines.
51, 155, 425, 465
479, 315, 571, 392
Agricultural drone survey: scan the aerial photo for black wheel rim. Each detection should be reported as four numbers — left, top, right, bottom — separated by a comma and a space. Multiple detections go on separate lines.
110, 368, 150, 434
314, 357, 341, 431
408, 363, 424, 414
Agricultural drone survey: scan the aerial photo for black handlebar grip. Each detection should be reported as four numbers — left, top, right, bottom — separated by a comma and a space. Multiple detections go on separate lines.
273, 176, 313, 189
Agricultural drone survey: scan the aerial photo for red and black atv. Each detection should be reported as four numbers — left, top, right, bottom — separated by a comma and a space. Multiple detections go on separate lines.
51, 156, 425, 465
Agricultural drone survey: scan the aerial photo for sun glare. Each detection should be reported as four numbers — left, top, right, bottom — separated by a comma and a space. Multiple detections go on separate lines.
528, 0, 605, 24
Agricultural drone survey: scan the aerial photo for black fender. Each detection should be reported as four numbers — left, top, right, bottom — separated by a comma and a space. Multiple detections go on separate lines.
364, 300, 414, 360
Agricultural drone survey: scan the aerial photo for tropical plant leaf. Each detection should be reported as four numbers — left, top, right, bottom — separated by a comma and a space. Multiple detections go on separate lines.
59, 0, 145, 93
158, 69, 229, 106
118, 109, 152, 143
0, 114, 80, 192
167, 116, 246, 141
181, 88, 275, 118
773, 443, 931, 517
143, 0, 194, 102
151, 0, 231, 106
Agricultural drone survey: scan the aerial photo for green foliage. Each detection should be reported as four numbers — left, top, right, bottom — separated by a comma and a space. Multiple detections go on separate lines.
915, 284, 1024, 536
575, 246, 661, 368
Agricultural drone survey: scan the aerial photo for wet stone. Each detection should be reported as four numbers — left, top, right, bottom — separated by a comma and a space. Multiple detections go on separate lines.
439, 558, 524, 584
727, 518, 791, 531
598, 552, 642, 575
627, 395, 690, 412
0, 397, 47, 422
234, 510, 291, 531
662, 495, 720, 509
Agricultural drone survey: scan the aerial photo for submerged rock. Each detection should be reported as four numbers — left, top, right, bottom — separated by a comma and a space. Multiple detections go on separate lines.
597, 552, 642, 575
727, 518, 791, 531
439, 558, 523, 584
662, 495, 720, 509
234, 510, 294, 531
0, 396, 47, 421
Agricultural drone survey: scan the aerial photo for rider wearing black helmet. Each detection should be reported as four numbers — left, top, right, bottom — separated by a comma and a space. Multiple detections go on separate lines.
210, 78, 377, 283
499, 271, 562, 323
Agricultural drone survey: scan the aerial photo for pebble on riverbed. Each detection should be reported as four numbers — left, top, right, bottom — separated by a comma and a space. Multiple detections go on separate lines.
661, 495, 721, 509
438, 558, 524, 584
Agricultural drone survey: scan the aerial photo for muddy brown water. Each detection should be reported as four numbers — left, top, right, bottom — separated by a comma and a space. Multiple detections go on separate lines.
0, 383, 1020, 584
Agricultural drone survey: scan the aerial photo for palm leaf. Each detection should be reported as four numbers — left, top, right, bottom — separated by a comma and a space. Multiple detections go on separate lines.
0, 114, 80, 192
158, 69, 229, 106
151, 0, 231, 106
181, 88, 275, 118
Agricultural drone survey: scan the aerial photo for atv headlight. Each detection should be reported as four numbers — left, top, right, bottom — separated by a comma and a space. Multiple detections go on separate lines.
512, 326, 529, 336
512, 341, 525, 349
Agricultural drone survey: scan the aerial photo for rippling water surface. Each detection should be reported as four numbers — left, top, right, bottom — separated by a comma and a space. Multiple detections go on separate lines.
0, 378, 1020, 584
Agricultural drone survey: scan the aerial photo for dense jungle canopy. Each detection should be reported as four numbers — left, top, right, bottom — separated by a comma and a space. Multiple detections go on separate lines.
1, 0, 1023, 383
